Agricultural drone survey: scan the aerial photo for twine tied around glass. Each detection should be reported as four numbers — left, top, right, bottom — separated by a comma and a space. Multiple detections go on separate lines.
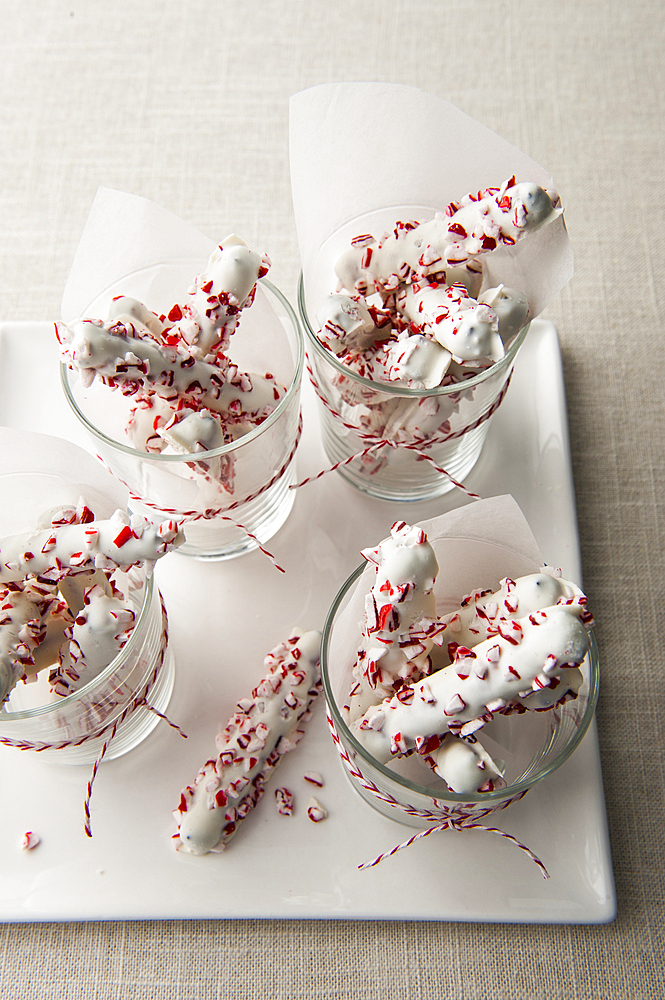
0, 597, 187, 838
97, 413, 304, 574
326, 706, 549, 878
293, 358, 514, 496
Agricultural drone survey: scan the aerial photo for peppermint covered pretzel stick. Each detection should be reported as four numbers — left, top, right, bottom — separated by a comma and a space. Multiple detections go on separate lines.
174, 628, 321, 855
0, 509, 183, 583
347, 521, 442, 722
167, 235, 270, 358
353, 602, 591, 764
430, 570, 590, 670
57, 318, 233, 395
335, 178, 561, 295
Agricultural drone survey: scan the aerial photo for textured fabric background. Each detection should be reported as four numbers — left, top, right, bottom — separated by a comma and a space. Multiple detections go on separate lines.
0, 1, 663, 997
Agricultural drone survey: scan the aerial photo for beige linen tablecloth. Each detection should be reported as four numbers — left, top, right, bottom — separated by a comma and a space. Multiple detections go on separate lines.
0, 1, 663, 997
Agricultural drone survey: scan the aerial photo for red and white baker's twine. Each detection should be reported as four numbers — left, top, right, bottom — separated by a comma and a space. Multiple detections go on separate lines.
99, 413, 303, 574
294, 358, 514, 496
0, 597, 187, 838
326, 706, 549, 878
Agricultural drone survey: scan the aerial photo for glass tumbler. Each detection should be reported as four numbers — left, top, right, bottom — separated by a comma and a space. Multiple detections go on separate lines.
0, 438, 174, 765
300, 273, 529, 503
61, 266, 304, 560
321, 536, 599, 830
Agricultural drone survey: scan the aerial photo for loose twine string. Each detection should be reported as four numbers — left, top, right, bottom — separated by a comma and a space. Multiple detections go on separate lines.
293, 357, 514, 497
98, 413, 304, 574
326, 707, 549, 878
0, 597, 188, 837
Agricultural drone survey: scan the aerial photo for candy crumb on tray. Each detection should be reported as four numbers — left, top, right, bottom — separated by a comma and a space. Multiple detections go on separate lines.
275, 787, 294, 816
306, 797, 328, 823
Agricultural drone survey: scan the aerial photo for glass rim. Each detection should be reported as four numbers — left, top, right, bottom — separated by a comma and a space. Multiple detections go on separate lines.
321, 561, 600, 806
298, 271, 530, 398
0, 571, 156, 723
60, 276, 305, 463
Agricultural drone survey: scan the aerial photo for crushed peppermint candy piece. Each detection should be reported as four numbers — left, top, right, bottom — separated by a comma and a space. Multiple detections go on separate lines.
307, 797, 328, 823
274, 787, 294, 816
303, 771, 324, 788
20, 831, 40, 851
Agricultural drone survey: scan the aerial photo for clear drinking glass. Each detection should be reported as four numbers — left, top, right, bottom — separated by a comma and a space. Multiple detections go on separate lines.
321, 537, 599, 829
61, 266, 304, 560
0, 449, 174, 765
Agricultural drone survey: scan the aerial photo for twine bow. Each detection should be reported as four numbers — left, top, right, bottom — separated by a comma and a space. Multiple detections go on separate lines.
293, 358, 513, 496
326, 706, 549, 878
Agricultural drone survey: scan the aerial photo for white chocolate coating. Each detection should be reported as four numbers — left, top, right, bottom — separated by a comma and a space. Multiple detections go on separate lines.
174, 628, 321, 855
385, 334, 452, 389
431, 570, 589, 669
478, 285, 529, 343
0, 502, 180, 705
315, 293, 382, 357
430, 733, 505, 794
347, 522, 440, 722
49, 584, 136, 696
0, 509, 183, 583
57, 318, 232, 396
334, 180, 560, 295
399, 283, 505, 365
178, 236, 269, 357
352, 603, 590, 762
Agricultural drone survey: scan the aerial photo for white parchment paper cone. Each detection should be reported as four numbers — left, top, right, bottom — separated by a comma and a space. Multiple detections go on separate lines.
0, 428, 128, 535
61, 187, 216, 324
330, 495, 546, 703
59, 187, 291, 384
290, 83, 573, 319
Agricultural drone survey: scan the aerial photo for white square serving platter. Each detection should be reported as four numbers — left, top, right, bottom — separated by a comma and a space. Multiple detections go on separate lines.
0, 319, 615, 923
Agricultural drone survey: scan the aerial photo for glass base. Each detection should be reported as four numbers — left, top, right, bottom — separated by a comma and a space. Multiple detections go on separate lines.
131, 463, 297, 561
23, 645, 176, 766
320, 409, 489, 502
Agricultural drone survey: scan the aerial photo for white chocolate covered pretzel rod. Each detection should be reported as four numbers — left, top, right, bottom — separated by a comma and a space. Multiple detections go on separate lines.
353, 602, 591, 764
173, 628, 321, 855
347, 521, 441, 722
57, 317, 232, 395
159, 235, 270, 358
431, 570, 591, 670
0, 502, 182, 704
0, 509, 183, 584
335, 179, 561, 295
